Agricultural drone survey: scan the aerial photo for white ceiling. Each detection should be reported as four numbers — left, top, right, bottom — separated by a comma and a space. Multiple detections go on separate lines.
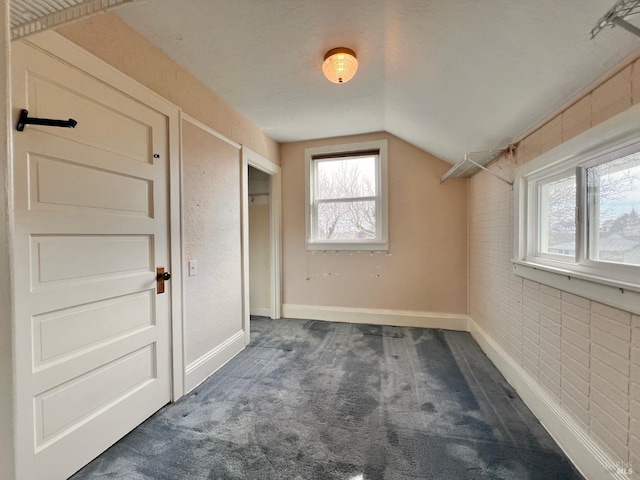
116, 0, 640, 164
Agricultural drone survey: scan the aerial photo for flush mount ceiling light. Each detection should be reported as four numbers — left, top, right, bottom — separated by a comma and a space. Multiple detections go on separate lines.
322, 47, 358, 84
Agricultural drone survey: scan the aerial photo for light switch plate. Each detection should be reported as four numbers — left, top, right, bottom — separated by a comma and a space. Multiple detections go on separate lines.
189, 260, 197, 276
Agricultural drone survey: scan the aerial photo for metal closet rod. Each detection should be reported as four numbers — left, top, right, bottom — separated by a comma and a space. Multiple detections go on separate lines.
591, 0, 640, 39
611, 16, 640, 37
249, 193, 270, 203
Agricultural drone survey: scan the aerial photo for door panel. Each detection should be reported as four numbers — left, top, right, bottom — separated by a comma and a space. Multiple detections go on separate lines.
35, 345, 156, 447
12, 39, 172, 480
29, 153, 153, 215
31, 235, 152, 284
33, 290, 155, 367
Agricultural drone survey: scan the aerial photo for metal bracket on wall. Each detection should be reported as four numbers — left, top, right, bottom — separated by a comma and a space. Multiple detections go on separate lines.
591, 0, 640, 39
440, 149, 514, 186
460, 157, 513, 186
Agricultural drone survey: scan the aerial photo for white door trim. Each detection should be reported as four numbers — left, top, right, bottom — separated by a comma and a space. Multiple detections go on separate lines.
17, 31, 185, 400
181, 112, 242, 150
241, 146, 282, 344
1, 1, 16, 478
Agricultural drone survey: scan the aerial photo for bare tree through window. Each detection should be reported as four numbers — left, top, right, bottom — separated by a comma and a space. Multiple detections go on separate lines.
542, 152, 640, 265
315, 155, 377, 241
587, 153, 640, 265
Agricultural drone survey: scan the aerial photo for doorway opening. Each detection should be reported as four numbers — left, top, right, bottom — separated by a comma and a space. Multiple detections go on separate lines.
241, 148, 281, 344
248, 166, 272, 317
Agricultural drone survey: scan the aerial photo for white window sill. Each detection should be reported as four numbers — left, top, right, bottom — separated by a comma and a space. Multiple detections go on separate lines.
306, 241, 389, 252
511, 260, 640, 315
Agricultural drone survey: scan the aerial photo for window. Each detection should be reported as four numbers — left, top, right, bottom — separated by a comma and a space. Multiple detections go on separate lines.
535, 171, 576, 258
514, 105, 640, 310
586, 153, 640, 267
523, 142, 640, 285
305, 140, 388, 250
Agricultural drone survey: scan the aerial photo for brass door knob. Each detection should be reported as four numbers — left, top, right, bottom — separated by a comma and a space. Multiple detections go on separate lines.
156, 267, 171, 294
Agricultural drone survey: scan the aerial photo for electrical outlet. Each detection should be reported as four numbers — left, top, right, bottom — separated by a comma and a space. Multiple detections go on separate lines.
189, 260, 197, 276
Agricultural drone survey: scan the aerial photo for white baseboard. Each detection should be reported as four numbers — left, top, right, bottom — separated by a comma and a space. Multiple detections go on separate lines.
468, 319, 626, 480
282, 304, 469, 331
250, 306, 271, 317
184, 331, 246, 393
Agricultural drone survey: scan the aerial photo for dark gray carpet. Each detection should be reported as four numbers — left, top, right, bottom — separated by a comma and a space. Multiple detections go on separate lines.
71, 318, 583, 479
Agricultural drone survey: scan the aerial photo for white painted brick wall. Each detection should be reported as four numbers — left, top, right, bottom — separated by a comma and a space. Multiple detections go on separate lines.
592, 343, 630, 378
630, 315, 640, 479
591, 378, 629, 430
540, 317, 561, 341
591, 413, 629, 462
469, 57, 640, 475
562, 328, 590, 356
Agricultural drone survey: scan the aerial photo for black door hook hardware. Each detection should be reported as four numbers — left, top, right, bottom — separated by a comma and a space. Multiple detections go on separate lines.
16, 109, 78, 132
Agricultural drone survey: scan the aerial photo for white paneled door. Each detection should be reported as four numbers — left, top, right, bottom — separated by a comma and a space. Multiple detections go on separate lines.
12, 39, 173, 479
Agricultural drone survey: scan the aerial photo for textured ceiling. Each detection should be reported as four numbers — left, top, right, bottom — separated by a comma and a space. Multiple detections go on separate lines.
116, 0, 640, 164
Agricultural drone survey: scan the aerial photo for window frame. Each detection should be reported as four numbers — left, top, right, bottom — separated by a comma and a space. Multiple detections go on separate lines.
513, 103, 640, 315
581, 144, 640, 278
524, 145, 640, 283
305, 139, 389, 251
528, 167, 577, 262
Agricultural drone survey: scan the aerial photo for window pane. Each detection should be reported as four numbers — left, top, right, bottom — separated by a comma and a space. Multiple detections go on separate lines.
316, 156, 376, 200
317, 201, 376, 240
587, 153, 640, 266
539, 175, 576, 256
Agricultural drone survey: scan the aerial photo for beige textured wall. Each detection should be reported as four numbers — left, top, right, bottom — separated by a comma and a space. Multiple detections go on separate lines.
56, 13, 279, 367
249, 204, 271, 311
281, 132, 468, 314
182, 121, 243, 364
470, 63, 640, 473
56, 13, 279, 163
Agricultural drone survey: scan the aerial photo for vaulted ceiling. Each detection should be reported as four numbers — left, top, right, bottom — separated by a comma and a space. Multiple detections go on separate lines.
115, 0, 640, 164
